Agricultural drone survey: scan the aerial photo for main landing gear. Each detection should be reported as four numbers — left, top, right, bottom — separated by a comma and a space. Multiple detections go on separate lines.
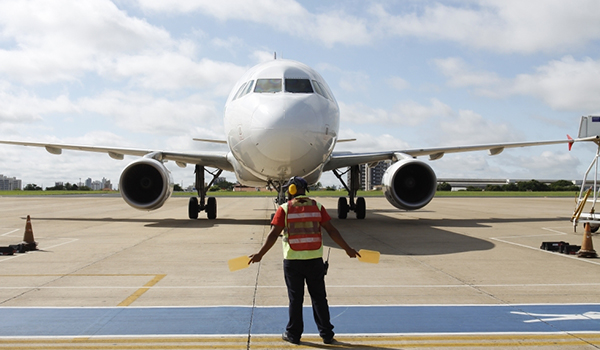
333, 165, 366, 220
188, 165, 222, 220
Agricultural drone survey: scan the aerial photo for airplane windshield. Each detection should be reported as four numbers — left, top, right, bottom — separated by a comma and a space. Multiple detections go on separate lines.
254, 79, 282, 93
312, 80, 332, 100
285, 79, 313, 93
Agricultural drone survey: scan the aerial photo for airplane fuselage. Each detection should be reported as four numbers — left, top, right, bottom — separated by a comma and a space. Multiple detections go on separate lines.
224, 59, 339, 186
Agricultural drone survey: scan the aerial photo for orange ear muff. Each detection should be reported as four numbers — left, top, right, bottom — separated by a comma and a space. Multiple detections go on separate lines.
289, 184, 297, 195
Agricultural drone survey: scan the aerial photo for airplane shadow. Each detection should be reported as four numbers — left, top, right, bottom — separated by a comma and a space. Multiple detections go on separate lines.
28, 217, 269, 228
28, 209, 569, 257
323, 211, 571, 257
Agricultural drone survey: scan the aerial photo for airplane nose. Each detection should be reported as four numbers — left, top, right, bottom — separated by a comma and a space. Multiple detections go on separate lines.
251, 96, 320, 162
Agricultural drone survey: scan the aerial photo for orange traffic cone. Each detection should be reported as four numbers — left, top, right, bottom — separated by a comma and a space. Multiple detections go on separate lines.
577, 223, 597, 258
22, 215, 38, 251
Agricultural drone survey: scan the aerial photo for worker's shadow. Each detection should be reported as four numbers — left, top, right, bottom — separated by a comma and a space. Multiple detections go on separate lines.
298, 340, 387, 349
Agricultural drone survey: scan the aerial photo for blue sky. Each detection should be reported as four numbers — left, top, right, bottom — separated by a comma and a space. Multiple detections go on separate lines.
1, 0, 600, 189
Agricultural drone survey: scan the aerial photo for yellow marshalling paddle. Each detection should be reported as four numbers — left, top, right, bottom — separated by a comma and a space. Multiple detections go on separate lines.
228, 256, 251, 272
357, 249, 380, 264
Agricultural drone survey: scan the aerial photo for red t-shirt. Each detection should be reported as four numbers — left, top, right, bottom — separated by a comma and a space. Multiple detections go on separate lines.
271, 201, 331, 227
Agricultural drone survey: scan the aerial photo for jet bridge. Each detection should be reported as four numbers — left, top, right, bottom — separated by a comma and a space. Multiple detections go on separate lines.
571, 116, 600, 231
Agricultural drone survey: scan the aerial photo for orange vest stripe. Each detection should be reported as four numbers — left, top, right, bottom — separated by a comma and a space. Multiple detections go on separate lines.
286, 199, 322, 251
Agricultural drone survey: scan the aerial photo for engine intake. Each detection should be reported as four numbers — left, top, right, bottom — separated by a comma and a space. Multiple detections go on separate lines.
120, 158, 173, 210
382, 158, 437, 210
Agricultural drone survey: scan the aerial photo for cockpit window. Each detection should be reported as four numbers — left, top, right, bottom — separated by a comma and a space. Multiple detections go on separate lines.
285, 79, 313, 93
233, 82, 248, 101
243, 80, 254, 95
254, 79, 282, 93
312, 80, 332, 100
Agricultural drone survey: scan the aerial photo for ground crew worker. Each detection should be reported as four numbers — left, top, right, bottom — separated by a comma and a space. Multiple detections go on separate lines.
249, 176, 360, 345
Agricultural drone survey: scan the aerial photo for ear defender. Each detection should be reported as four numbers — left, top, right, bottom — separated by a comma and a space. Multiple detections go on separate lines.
288, 183, 297, 195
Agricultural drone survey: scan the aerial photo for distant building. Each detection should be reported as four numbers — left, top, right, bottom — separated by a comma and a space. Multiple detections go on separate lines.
348, 161, 390, 190
102, 178, 112, 190
0, 174, 22, 190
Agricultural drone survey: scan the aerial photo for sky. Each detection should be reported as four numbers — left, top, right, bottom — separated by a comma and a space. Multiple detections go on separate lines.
1, 0, 600, 189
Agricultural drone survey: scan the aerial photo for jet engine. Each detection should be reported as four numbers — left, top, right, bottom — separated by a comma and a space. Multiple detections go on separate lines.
120, 158, 174, 210
382, 158, 437, 210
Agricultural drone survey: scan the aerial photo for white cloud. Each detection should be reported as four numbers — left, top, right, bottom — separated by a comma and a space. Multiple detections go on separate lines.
340, 99, 452, 126
387, 76, 410, 91
0, 0, 173, 84
510, 56, 600, 112
431, 150, 581, 180
77, 91, 220, 135
434, 56, 600, 113
0, 85, 75, 125
136, 0, 370, 46
436, 109, 521, 145
334, 129, 410, 153
251, 50, 277, 64
99, 54, 246, 94
371, 1, 600, 54
433, 57, 501, 88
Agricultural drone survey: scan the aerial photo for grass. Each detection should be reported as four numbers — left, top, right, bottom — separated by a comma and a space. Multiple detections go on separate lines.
0, 190, 581, 198
0, 190, 118, 196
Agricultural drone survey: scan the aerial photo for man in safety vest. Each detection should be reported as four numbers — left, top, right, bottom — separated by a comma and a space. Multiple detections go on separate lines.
249, 176, 360, 345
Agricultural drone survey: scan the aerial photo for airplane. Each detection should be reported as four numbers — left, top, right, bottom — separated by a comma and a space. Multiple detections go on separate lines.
0, 58, 584, 220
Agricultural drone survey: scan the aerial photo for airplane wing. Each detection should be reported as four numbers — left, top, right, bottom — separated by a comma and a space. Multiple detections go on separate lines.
0, 140, 233, 171
324, 138, 579, 171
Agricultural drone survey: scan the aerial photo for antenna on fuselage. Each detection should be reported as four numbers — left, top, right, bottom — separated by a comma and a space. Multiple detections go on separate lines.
274, 52, 277, 60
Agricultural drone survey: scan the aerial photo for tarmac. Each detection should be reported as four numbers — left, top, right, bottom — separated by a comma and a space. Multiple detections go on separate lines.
0, 195, 599, 349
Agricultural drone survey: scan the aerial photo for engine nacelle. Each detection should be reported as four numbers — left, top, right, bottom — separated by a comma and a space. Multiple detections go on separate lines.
382, 158, 437, 210
119, 158, 174, 210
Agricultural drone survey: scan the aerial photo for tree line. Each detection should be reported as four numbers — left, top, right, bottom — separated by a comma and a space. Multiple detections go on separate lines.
437, 179, 580, 192
23, 183, 93, 191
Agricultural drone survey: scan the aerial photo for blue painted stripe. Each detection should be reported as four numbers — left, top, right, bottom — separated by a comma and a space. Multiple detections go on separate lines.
1, 304, 599, 337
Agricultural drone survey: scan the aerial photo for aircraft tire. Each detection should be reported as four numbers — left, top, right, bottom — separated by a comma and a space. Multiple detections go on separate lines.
188, 197, 199, 220
356, 197, 366, 219
206, 197, 217, 220
337, 197, 348, 219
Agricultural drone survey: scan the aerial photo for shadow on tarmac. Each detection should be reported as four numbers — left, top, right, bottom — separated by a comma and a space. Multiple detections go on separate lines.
298, 340, 388, 349
327, 211, 570, 257
29, 208, 569, 257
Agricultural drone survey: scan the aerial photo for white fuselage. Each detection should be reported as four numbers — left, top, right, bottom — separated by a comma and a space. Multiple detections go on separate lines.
224, 59, 340, 186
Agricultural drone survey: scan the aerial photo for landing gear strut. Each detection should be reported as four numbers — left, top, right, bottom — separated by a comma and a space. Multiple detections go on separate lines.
188, 165, 222, 220
333, 165, 366, 219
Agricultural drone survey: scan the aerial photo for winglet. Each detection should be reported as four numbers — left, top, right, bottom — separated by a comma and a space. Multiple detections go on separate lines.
568, 134, 574, 151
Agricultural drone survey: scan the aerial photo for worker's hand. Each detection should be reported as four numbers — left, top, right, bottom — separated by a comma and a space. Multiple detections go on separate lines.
345, 248, 360, 258
249, 253, 262, 264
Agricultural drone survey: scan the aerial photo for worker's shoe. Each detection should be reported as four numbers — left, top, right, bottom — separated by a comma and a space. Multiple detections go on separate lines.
323, 336, 336, 344
282, 332, 300, 345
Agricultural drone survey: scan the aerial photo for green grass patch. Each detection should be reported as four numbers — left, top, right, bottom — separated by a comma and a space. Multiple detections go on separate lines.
0, 190, 580, 198
0, 190, 118, 196
434, 191, 579, 197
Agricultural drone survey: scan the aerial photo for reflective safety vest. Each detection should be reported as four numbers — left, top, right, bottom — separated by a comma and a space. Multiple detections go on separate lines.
282, 196, 324, 260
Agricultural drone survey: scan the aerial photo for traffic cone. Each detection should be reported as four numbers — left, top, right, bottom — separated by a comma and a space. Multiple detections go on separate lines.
577, 223, 597, 258
22, 215, 37, 251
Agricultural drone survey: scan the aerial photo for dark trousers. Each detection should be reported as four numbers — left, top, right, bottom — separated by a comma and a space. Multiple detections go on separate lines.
283, 258, 334, 340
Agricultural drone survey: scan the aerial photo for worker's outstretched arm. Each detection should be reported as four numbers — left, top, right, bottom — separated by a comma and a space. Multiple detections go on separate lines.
249, 225, 284, 264
321, 221, 360, 258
